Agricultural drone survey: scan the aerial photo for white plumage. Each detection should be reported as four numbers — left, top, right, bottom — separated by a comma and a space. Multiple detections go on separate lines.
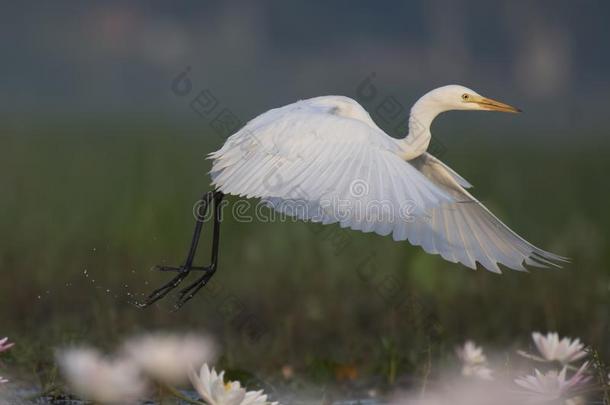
209, 85, 568, 273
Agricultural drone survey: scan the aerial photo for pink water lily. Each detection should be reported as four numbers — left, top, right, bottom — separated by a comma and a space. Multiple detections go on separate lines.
530, 332, 587, 364
0, 337, 14, 353
514, 362, 591, 403
0, 338, 13, 385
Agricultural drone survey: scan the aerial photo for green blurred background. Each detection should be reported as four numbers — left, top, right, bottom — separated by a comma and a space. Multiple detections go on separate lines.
1, 0, 609, 390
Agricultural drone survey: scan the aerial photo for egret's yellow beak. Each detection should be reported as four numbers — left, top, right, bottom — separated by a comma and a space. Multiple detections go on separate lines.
470, 95, 521, 113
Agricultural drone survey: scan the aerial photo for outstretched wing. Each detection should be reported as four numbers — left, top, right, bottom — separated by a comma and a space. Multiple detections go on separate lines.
209, 96, 454, 234
406, 152, 569, 272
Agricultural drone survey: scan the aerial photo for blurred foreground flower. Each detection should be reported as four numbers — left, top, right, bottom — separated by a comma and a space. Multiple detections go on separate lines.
514, 362, 591, 403
123, 333, 216, 386
520, 332, 587, 364
189, 364, 278, 405
0, 337, 14, 353
456, 341, 493, 380
57, 347, 148, 404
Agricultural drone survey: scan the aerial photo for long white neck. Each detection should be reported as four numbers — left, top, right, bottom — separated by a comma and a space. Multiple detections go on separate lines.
398, 90, 450, 160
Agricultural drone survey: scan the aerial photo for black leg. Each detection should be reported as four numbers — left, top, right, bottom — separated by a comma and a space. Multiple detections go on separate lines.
173, 191, 224, 309
135, 191, 215, 308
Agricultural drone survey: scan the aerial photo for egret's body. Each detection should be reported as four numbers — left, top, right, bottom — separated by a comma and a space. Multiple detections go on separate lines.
210, 85, 565, 273
139, 85, 567, 308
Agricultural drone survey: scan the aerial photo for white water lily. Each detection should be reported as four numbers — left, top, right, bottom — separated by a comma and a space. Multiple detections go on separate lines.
189, 364, 278, 405
456, 341, 493, 380
123, 333, 216, 385
57, 347, 148, 404
529, 332, 587, 364
514, 362, 591, 403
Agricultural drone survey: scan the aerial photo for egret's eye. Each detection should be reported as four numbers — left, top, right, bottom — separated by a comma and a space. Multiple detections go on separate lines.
461, 94, 470, 101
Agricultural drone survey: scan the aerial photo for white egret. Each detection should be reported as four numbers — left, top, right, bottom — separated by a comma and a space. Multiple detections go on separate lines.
139, 85, 568, 308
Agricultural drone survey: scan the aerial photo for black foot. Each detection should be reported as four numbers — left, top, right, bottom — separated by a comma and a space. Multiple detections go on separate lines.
135, 267, 192, 308
173, 270, 216, 310
137, 190, 224, 310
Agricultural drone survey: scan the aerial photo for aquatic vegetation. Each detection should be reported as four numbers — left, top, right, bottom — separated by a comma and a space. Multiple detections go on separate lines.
4, 325, 609, 405
56, 332, 277, 404
393, 332, 602, 405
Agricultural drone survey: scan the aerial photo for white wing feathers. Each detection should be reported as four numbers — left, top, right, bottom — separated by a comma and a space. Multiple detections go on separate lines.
209, 95, 567, 273
408, 153, 568, 272
210, 97, 454, 228
431, 156, 473, 189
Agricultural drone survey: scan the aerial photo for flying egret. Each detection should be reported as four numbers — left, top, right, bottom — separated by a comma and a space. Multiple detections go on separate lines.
138, 84, 568, 308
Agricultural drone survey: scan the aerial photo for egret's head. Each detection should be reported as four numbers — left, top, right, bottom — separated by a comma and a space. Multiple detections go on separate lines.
418, 85, 521, 114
